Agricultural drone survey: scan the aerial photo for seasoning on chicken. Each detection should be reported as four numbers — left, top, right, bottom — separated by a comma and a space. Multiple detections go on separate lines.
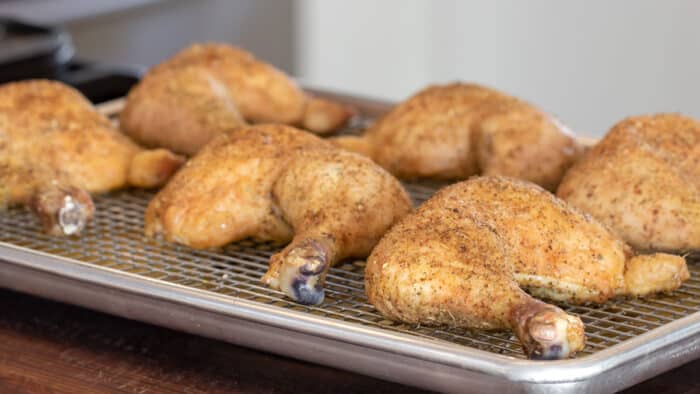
332, 83, 582, 190
0, 80, 185, 235
558, 113, 700, 251
145, 124, 411, 305
121, 43, 355, 155
366, 176, 688, 359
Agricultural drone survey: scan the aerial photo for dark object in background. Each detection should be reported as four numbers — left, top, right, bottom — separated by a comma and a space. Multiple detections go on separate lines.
57, 60, 143, 104
0, 17, 141, 103
0, 17, 74, 82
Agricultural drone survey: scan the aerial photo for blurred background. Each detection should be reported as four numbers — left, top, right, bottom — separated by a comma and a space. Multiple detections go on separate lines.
2, 0, 698, 136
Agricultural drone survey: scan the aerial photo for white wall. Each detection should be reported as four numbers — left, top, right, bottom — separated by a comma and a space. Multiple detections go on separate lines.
296, 0, 700, 136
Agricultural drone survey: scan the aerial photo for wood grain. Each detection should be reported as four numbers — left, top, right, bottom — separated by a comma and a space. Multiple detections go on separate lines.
0, 289, 422, 394
0, 289, 697, 393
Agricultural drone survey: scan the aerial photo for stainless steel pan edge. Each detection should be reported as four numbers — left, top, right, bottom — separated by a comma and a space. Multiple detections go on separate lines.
1, 241, 699, 393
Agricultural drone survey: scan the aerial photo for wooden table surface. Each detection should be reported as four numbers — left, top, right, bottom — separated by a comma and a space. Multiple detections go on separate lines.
0, 288, 698, 394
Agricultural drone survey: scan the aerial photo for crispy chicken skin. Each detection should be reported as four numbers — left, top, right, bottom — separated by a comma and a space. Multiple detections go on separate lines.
557, 114, 700, 251
152, 44, 306, 125
120, 66, 246, 155
145, 124, 411, 305
121, 43, 355, 155
0, 80, 185, 235
332, 83, 582, 190
366, 176, 688, 359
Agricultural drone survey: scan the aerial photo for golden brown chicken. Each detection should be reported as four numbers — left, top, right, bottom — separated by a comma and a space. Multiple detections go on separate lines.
558, 114, 700, 251
366, 176, 688, 359
0, 80, 185, 235
121, 43, 355, 155
146, 124, 411, 304
119, 66, 246, 155
333, 83, 582, 190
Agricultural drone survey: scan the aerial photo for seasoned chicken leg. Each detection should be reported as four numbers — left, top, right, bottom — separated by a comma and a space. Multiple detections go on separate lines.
366, 177, 689, 359
121, 43, 355, 155
333, 83, 582, 190
119, 66, 246, 155
154, 43, 355, 130
558, 114, 700, 251
145, 124, 411, 304
0, 80, 185, 235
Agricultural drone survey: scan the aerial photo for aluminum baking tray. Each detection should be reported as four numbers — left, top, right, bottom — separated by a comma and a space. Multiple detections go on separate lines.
0, 90, 698, 393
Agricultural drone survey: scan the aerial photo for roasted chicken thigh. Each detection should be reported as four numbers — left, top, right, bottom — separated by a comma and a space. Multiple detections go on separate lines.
366, 176, 688, 359
333, 83, 582, 190
145, 124, 411, 305
0, 80, 184, 235
121, 43, 354, 155
558, 114, 700, 251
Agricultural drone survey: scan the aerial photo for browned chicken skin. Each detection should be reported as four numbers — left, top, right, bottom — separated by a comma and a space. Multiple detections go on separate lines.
366, 176, 688, 359
121, 43, 355, 155
333, 83, 582, 190
558, 114, 700, 251
0, 80, 185, 235
145, 124, 411, 305
120, 66, 245, 155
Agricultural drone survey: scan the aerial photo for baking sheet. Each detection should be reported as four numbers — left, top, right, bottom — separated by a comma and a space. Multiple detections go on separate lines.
0, 91, 698, 393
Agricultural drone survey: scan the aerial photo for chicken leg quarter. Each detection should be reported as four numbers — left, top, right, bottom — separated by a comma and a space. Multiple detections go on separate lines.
145, 124, 412, 305
0, 80, 184, 235
332, 83, 582, 190
121, 43, 355, 155
365, 177, 688, 359
557, 114, 700, 251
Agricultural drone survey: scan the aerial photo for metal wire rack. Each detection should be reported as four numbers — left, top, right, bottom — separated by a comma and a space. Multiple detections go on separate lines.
1, 183, 698, 360
1, 97, 698, 367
